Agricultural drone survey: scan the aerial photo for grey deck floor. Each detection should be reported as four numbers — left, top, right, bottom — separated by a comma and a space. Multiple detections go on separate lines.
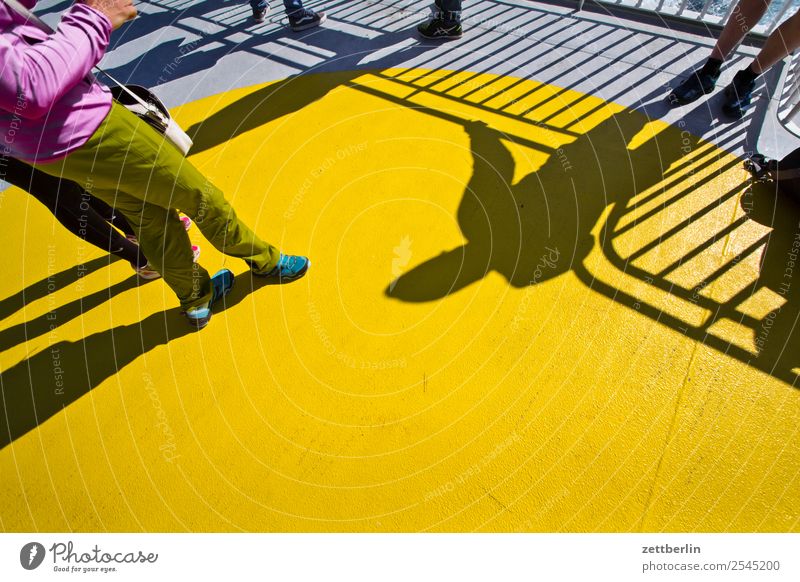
27, 0, 798, 160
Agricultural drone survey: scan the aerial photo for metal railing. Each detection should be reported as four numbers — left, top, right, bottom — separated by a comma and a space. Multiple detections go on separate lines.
779, 50, 800, 132
577, 0, 800, 128
578, 0, 795, 36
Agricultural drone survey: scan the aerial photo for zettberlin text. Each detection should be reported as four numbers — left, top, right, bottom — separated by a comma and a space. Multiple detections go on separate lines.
642, 544, 701, 554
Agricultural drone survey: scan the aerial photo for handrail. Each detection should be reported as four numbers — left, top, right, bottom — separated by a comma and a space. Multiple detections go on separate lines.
577, 0, 795, 38
779, 50, 800, 133
576, 0, 800, 127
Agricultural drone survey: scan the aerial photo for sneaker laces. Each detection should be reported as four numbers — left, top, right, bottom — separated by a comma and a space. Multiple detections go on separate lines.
291, 8, 316, 19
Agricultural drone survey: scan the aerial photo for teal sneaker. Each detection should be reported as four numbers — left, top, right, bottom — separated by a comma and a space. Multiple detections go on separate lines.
256, 253, 310, 282
184, 268, 235, 329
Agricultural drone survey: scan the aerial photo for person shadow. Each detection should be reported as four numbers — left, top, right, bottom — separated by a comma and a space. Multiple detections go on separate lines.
735, 178, 800, 381
184, 71, 360, 156
0, 275, 140, 354
0, 273, 269, 449
0, 256, 110, 324
386, 109, 696, 300
183, 45, 433, 156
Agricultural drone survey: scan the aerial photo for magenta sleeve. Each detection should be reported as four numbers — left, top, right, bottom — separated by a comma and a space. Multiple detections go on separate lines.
0, 3, 112, 118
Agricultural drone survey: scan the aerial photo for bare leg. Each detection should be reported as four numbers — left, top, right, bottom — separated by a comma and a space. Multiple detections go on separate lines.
751, 9, 800, 73
710, 0, 772, 61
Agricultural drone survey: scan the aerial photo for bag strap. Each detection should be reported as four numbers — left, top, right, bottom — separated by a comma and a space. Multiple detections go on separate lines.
2, 0, 50, 31
0, 0, 155, 114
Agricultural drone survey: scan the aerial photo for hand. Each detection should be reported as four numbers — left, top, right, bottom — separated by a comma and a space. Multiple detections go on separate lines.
80, 0, 137, 30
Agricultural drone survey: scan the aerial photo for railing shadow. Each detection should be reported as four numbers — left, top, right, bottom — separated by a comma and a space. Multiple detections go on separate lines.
90, 0, 777, 156
6, 0, 795, 453
0, 273, 274, 449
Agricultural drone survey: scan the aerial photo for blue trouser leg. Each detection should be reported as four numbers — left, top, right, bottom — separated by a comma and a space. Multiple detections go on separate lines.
248, 0, 305, 14
283, 0, 304, 14
439, 0, 461, 22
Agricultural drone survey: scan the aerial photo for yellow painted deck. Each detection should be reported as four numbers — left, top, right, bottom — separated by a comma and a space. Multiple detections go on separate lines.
1, 68, 799, 532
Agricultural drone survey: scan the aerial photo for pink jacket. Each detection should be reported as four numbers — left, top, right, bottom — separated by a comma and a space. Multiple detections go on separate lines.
0, 0, 113, 163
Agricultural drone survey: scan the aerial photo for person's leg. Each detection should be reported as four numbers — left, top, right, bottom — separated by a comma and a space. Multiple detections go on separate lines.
710, 0, 773, 61
282, 0, 302, 14
250, 0, 269, 22
99, 194, 210, 305
33, 159, 212, 308
85, 194, 137, 238
34, 104, 281, 310
1, 155, 145, 268
419, 0, 462, 39
282, 0, 326, 30
438, 0, 462, 22
722, 8, 800, 117
751, 8, 800, 73
668, 0, 772, 105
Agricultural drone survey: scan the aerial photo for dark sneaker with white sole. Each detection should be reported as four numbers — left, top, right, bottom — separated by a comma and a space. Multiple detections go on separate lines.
722, 77, 756, 119
253, 5, 269, 23
288, 9, 326, 31
667, 69, 719, 106
417, 17, 462, 40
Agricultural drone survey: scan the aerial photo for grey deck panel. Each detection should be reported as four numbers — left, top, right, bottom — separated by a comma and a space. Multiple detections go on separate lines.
20, 0, 800, 159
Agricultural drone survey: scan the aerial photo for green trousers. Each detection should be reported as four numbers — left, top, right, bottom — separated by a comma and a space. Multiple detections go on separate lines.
34, 103, 280, 310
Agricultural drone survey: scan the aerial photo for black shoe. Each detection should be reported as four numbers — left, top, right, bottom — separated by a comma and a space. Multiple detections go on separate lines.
722, 77, 756, 119
288, 9, 326, 31
417, 17, 462, 40
667, 69, 719, 106
253, 5, 269, 22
